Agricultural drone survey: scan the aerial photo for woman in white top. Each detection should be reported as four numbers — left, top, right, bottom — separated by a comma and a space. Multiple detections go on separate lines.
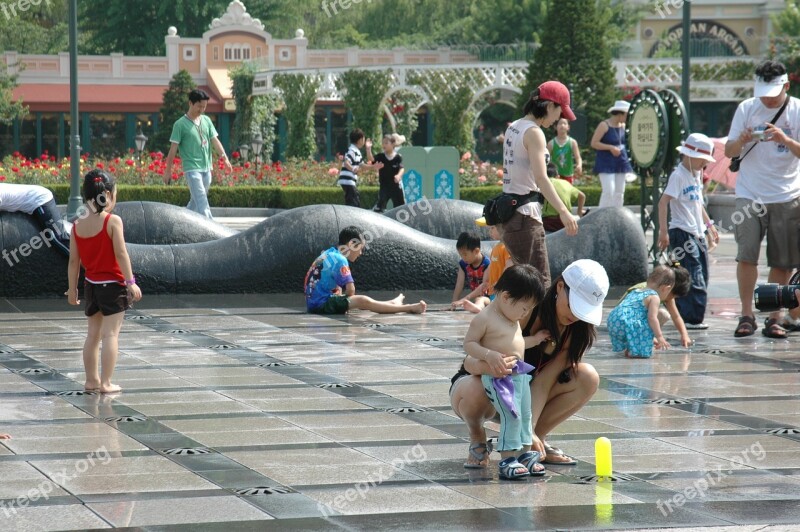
501, 80, 578, 287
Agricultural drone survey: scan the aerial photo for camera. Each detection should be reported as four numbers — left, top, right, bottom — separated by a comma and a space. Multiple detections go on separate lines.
754, 283, 800, 311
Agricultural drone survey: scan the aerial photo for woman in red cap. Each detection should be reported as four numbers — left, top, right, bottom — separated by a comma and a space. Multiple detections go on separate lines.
499, 80, 578, 287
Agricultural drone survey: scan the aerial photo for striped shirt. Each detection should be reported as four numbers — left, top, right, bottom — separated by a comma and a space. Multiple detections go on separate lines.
337, 144, 364, 186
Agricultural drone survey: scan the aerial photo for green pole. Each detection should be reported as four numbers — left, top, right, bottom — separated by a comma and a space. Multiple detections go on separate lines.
66, 0, 82, 220
681, 3, 691, 119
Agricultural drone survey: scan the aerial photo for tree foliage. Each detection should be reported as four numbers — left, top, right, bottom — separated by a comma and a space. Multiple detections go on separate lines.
152, 70, 197, 152
520, 0, 618, 130
0, 65, 28, 125
230, 63, 256, 150
273, 73, 319, 159
335, 70, 393, 141
0, 0, 69, 54
251, 94, 280, 163
389, 90, 423, 146
411, 70, 478, 154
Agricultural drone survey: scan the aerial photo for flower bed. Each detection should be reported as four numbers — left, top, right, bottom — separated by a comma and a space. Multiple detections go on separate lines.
2, 151, 640, 208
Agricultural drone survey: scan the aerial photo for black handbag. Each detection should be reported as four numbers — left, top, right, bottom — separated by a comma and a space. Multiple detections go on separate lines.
483, 191, 544, 226
730, 96, 790, 172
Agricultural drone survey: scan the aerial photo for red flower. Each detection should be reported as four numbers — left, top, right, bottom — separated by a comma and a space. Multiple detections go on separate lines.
50, 156, 56, 162
11, 167, 19, 172
232, 151, 240, 159
0, 176, 5, 181
125, 159, 135, 166
115, 157, 121, 164
96, 162, 104, 169
109, 167, 117, 173
244, 162, 251, 169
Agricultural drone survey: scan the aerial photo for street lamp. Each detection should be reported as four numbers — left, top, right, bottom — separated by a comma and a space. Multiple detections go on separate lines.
238, 143, 250, 162
66, 0, 82, 220
251, 132, 264, 166
135, 128, 148, 155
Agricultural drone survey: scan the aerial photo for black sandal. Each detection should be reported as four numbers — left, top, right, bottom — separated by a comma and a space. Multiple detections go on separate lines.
734, 315, 757, 338
762, 318, 788, 339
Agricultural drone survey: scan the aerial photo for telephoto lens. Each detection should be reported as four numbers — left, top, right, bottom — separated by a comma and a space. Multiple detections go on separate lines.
754, 284, 800, 312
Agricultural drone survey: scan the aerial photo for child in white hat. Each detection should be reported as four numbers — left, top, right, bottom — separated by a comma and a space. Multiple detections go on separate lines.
657, 133, 720, 329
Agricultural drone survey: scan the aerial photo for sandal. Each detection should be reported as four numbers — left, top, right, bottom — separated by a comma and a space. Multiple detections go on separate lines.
518, 451, 546, 476
498, 456, 529, 480
734, 315, 757, 338
541, 442, 578, 465
782, 316, 800, 332
762, 318, 788, 339
464, 441, 493, 469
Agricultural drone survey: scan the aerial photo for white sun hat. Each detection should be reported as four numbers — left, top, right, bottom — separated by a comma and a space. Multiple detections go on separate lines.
607, 100, 631, 114
676, 133, 716, 163
562, 259, 609, 326
754, 74, 789, 98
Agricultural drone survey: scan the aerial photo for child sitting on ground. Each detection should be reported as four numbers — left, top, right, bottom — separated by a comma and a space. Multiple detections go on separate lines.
453, 220, 513, 313
462, 264, 550, 480
451, 232, 490, 310
304, 226, 426, 315
620, 263, 692, 347
608, 265, 681, 358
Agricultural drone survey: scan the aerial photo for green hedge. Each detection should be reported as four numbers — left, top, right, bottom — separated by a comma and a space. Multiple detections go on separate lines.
47, 184, 642, 209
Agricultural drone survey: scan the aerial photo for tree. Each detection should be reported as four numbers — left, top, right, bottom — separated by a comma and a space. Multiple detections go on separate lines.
771, 0, 800, 97
0, 0, 68, 54
0, 64, 28, 125
230, 63, 256, 150
152, 70, 197, 153
251, 94, 280, 164
273, 73, 319, 159
335, 70, 393, 141
519, 0, 617, 131
79, 0, 229, 56
411, 70, 478, 154
465, 0, 547, 44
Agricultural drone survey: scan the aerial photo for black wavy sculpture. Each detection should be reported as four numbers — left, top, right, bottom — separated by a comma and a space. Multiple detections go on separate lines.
383, 199, 491, 240
111, 202, 237, 244
0, 204, 646, 297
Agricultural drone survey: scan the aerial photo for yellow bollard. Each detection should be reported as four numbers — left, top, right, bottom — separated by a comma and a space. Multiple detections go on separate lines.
595, 437, 613, 478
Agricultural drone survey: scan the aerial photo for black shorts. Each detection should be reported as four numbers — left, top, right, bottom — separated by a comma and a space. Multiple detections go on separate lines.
309, 295, 350, 315
84, 282, 129, 317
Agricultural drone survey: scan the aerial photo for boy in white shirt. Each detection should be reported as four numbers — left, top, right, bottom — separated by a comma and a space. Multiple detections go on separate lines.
658, 133, 720, 328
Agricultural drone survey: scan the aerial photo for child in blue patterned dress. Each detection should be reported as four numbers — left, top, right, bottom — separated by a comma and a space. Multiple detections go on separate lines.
607, 266, 677, 358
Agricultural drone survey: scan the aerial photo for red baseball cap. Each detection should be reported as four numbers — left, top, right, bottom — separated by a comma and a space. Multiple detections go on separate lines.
537, 81, 576, 121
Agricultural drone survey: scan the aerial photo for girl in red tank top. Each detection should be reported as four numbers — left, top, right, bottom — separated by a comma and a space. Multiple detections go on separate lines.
67, 170, 142, 394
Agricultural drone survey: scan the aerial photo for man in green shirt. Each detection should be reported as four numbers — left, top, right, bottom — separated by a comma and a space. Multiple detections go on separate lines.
542, 171, 586, 232
164, 89, 232, 219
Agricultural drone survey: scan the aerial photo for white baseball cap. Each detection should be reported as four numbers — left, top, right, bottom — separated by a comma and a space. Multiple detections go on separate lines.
754, 74, 788, 98
677, 133, 716, 163
562, 259, 609, 326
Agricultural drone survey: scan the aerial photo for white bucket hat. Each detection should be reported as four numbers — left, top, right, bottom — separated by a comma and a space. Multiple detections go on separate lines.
562, 259, 609, 326
607, 100, 631, 114
754, 74, 788, 98
677, 133, 715, 162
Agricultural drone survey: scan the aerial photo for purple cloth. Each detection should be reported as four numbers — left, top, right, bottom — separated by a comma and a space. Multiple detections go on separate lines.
492, 360, 535, 418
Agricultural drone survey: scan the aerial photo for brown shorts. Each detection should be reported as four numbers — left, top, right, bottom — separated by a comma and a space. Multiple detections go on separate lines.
500, 211, 551, 287
734, 197, 800, 269
84, 282, 130, 317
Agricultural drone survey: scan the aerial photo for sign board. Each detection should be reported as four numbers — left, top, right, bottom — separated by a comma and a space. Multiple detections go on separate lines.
627, 89, 668, 175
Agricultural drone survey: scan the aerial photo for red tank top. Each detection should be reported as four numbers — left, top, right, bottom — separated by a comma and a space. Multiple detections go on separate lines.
73, 214, 124, 284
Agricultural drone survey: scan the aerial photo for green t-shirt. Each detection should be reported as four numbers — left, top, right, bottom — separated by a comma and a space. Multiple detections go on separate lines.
542, 178, 580, 218
169, 115, 219, 172
551, 136, 574, 176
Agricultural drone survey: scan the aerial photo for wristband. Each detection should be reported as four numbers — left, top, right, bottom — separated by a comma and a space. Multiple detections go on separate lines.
125, 277, 136, 286
705, 220, 714, 228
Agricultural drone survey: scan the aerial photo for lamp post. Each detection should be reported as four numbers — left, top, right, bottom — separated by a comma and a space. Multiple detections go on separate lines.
251, 132, 264, 166
238, 143, 250, 162
66, 0, 82, 220
135, 128, 148, 185
681, 2, 691, 118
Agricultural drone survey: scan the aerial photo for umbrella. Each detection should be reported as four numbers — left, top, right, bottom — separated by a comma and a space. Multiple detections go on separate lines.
704, 136, 738, 190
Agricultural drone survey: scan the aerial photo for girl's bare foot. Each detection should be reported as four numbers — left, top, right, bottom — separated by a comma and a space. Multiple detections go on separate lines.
84, 380, 101, 392
390, 294, 405, 305
411, 301, 427, 314
462, 300, 482, 314
99, 383, 122, 394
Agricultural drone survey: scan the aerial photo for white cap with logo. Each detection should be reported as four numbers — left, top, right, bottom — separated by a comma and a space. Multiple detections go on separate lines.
754, 74, 788, 98
562, 259, 610, 326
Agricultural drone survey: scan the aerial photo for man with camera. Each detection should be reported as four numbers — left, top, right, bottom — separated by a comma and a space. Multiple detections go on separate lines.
726, 60, 800, 338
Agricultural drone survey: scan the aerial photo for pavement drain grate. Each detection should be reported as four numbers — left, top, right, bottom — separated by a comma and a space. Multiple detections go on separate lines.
235, 486, 297, 496
54, 390, 98, 397
125, 315, 153, 321
765, 428, 800, 435
316, 382, 355, 389
649, 398, 692, 405
208, 344, 238, 350
163, 447, 213, 455
258, 362, 295, 367
105, 415, 147, 423
363, 323, 388, 329
12, 368, 53, 375
577, 474, 639, 482
386, 407, 429, 413
699, 348, 733, 354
